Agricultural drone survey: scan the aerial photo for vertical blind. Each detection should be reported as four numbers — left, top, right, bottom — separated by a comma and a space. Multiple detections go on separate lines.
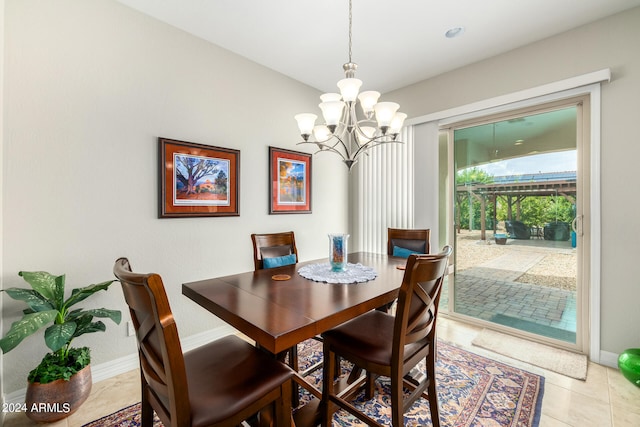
354, 126, 415, 253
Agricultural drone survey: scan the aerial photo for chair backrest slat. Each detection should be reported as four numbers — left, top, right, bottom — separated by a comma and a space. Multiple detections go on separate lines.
392, 246, 452, 363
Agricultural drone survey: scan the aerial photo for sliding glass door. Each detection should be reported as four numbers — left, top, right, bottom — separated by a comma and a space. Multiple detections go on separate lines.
444, 98, 589, 351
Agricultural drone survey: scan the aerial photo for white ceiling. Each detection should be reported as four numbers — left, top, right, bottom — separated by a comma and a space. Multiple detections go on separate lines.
116, 0, 640, 94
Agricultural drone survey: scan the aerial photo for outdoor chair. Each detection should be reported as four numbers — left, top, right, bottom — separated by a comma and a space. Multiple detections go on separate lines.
505, 220, 530, 240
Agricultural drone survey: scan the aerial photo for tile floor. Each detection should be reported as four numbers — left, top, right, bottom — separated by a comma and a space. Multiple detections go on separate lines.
3, 317, 640, 426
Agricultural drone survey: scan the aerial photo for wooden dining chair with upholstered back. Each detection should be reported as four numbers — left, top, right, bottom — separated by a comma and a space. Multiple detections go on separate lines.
250, 231, 330, 406
387, 228, 431, 258
378, 228, 431, 313
113, 257, 294, 427
321, 246, 452, 427
251, 231, 298, 270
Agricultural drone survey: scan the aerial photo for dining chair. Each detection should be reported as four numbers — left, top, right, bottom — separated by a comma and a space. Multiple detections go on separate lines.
377, 228, 431, 313
321, 246, 452, 427
387, 228, 431, 258
250, 231, 331, 407
113, 257, 294, 427
251, 231, 298, 270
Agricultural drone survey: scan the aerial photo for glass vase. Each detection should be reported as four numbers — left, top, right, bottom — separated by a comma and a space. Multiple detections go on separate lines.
618, 348, 640, 387
328, 233, 349, 272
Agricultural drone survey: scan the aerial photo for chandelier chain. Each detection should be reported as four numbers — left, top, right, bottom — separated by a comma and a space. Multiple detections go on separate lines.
348, 0, 353, 64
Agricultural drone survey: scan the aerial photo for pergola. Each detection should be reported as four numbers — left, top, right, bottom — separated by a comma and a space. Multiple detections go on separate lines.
456, 172, 577, 240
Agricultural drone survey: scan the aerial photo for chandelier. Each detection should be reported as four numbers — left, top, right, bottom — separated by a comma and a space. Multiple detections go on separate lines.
294, 0, 406, 171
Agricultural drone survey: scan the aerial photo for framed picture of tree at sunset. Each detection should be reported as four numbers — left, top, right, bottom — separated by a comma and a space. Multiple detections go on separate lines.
269, 146, 311, 214
159, 138, 240, 218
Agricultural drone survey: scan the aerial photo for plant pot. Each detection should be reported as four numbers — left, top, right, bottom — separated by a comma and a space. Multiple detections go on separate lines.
25, 364, 92, 422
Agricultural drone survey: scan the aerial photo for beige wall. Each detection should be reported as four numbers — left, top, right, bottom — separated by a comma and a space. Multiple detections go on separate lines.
1, 0, 348, 394
0, 0, 5, 418
387, 7, 640, 356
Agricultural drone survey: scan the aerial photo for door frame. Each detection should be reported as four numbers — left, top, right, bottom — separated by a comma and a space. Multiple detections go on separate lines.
407, 70, 608, 361
443, 97, 589, 353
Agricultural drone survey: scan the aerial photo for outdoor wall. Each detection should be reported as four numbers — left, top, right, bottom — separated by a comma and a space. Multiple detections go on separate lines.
1, 0, 347, 395
386, 7, 640, 357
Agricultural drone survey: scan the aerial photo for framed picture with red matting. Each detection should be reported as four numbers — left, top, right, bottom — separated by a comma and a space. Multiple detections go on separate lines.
269, 146, 311, 214
159, 137, 239, 218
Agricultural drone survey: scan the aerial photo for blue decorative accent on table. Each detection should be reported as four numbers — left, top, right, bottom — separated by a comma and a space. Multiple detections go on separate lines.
328, 233, 349, 272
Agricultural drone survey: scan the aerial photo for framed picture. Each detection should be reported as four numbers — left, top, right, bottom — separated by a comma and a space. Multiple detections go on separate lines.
269, 146, 312, 214
159, 137, 240, 218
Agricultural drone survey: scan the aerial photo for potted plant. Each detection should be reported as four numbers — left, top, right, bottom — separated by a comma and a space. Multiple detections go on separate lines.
0, 270, 121, 422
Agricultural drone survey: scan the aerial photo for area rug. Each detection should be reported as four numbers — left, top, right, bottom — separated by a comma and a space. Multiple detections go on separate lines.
472, 328, 587, 380
83, 339, 544, 427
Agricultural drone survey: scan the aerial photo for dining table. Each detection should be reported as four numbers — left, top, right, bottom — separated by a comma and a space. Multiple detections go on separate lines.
182, 251, 406, 426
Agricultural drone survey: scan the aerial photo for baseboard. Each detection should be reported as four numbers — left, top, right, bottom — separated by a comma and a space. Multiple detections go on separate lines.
599, 350, 620, 369
4, 325, 236, 405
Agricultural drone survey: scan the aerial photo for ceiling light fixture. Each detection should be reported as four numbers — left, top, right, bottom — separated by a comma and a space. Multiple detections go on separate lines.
445, 26, 465, 39
294, 0, 406, 171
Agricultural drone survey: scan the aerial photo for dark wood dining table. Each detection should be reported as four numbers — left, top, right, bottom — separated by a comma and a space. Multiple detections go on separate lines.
182, 252, 406, 426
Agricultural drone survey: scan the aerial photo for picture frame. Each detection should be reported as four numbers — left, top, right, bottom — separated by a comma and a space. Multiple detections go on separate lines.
159, 137, 240, 218
269, 146, 312, 214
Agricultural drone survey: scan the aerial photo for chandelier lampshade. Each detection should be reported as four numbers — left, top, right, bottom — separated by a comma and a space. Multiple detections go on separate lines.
294, 0, 406, 171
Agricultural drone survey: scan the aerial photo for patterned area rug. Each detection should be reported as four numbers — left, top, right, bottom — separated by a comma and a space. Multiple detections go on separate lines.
83, 339, 544, 427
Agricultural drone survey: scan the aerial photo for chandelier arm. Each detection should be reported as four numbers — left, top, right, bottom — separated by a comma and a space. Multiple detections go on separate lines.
327, 132, 353, 160
298, 140, 348, 162
353, 118, 377, 128
350, 137, 403, 162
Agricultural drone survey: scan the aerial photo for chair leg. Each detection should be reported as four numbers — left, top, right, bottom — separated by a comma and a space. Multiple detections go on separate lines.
276, 379, 293, 427
289, 345, 300, 408
390, 374, 404, 427
141, 383, 154, 427
365, 373, 376, 400
257, 405, 274, 427
426, 354, 441, 427
321, 343, 336, 427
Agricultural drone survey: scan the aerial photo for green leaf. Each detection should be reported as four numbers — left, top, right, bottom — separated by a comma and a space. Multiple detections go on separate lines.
65, 280, 115, 308
66, 308, 83, 317
0, 310, 58, 353
18, 271, 61, 306
28, 347, 91, 383
73, 321, 106, 339
67, 313, 92, 337
82, 308, 122, 325
4, 288, 54, 312
54, 274, 65, 309
44, 322, 77, 352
